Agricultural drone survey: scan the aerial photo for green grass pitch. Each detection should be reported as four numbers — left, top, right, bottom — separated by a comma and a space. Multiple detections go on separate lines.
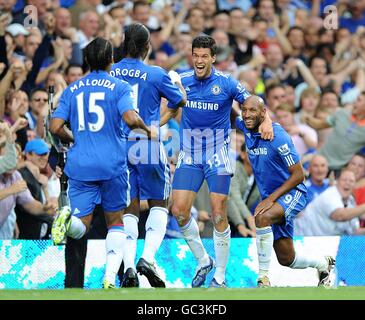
0, 286, 365, 300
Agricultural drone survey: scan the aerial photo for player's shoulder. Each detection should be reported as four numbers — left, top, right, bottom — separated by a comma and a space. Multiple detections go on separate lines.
270, 123, 292, 146
179, 69, 195, 79
213, 69, 232, 80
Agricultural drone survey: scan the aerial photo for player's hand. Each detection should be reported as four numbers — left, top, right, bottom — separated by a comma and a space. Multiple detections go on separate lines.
254, 197, 274, 217
258, 119, 274, 141
168, 70, 181, 84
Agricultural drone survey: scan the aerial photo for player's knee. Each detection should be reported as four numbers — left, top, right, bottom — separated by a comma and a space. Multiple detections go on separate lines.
212, 211, 227, 226
255, 214, 271, 228
277, 253, 294, 267
171, 204, 189, 226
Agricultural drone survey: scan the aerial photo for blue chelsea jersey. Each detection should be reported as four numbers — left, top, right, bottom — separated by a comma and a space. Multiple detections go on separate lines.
111, 58, 184, 136
239, 122, 307, 199
52, 70, 134, 181
168, 68, 251, 152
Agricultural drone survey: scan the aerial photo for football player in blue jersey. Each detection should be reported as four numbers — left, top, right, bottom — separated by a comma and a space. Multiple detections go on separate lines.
50, 37, 154, 289
111, 23, 186, 288
236, 96, 335, 287
161, 35, 273, 288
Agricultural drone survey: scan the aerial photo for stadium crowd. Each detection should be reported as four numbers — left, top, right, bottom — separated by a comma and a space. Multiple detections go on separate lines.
1, 0, 365, 241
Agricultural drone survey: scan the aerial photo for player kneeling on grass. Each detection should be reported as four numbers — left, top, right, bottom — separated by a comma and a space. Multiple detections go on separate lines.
50, 37, 154, 289
236, 96, 335, 287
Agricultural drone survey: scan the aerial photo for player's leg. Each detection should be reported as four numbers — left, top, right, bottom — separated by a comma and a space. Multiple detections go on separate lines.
122, 198, 140, 287
101, 173, 130, 288
171, 165, 211, 287
135, 142, 170, 287
121, 164, 140, 287
254, 202, 285, 287
56, 179, 99, 288
274, 191, 335, 287
206, 172, 232, 287
135, 198, 168, 288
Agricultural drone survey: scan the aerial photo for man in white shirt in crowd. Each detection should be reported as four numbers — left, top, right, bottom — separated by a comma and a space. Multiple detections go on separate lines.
295, 169, 365, 236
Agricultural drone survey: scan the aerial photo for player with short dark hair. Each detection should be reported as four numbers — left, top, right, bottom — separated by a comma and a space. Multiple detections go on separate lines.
236, 96, 335, 287
111, 23, 186, 287
161, 35, 273, 288
50, 37, 153, 289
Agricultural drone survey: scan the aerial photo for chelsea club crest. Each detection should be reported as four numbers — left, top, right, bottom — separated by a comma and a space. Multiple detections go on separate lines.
211, 84, 221, 95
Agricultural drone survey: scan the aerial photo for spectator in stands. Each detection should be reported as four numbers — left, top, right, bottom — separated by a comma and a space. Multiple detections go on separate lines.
304, 155, 331, 205
295, 87, 320, 124
77, 10, 99, 49
262, 43, 285, 83
211, 11, 230, 34
304, 91, 365, 172
0, 143, 56, 240
346, 154, 365, 226
295, 169, 365, 236
197, 0, 217, 32
25, 88, 48, 138
227, 143, 258, 238
15, 138, 57, 239
275, 103, 317, 158
264, 82, 286, 114
64, 63, 83, 84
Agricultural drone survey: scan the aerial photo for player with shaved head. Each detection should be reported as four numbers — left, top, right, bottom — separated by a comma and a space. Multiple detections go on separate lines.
236, 96, 335, 287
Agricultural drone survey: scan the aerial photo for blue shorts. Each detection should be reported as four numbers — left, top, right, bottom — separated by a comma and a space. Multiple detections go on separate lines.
273, 189, 307, 241
172, 142, 233, 195
128, 140, 171, 201
68, 173, 130, 217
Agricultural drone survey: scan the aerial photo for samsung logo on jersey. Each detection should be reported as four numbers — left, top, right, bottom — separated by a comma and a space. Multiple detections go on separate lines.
186, 100, 219, 111
70, 79, 116, 93
248, 147, 268, 156
110, 68, 147, 81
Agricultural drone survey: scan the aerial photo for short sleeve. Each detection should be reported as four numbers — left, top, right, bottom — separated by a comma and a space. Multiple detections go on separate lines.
52, 90, 70, 121
116, 82, 135, 116
229, 76, 251, 104
271, 128, 300, 168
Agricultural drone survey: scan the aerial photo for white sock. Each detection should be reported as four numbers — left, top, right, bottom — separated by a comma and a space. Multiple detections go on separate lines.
290, 253, 328, 272
213, 226, 231, 284
104, 225, 127, 285
180, 216, 209, 267
67, 216, 86, 239
141, 207, 168, 263
256, 226, 273, 278
123, 214, 139, 272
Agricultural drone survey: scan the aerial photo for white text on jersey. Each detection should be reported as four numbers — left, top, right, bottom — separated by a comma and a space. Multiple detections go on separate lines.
110, 68, 147, 81
70, 79, 116, 93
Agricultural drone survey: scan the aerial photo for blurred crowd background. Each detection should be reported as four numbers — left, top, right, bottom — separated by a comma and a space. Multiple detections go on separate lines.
1, 0, 365, 241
